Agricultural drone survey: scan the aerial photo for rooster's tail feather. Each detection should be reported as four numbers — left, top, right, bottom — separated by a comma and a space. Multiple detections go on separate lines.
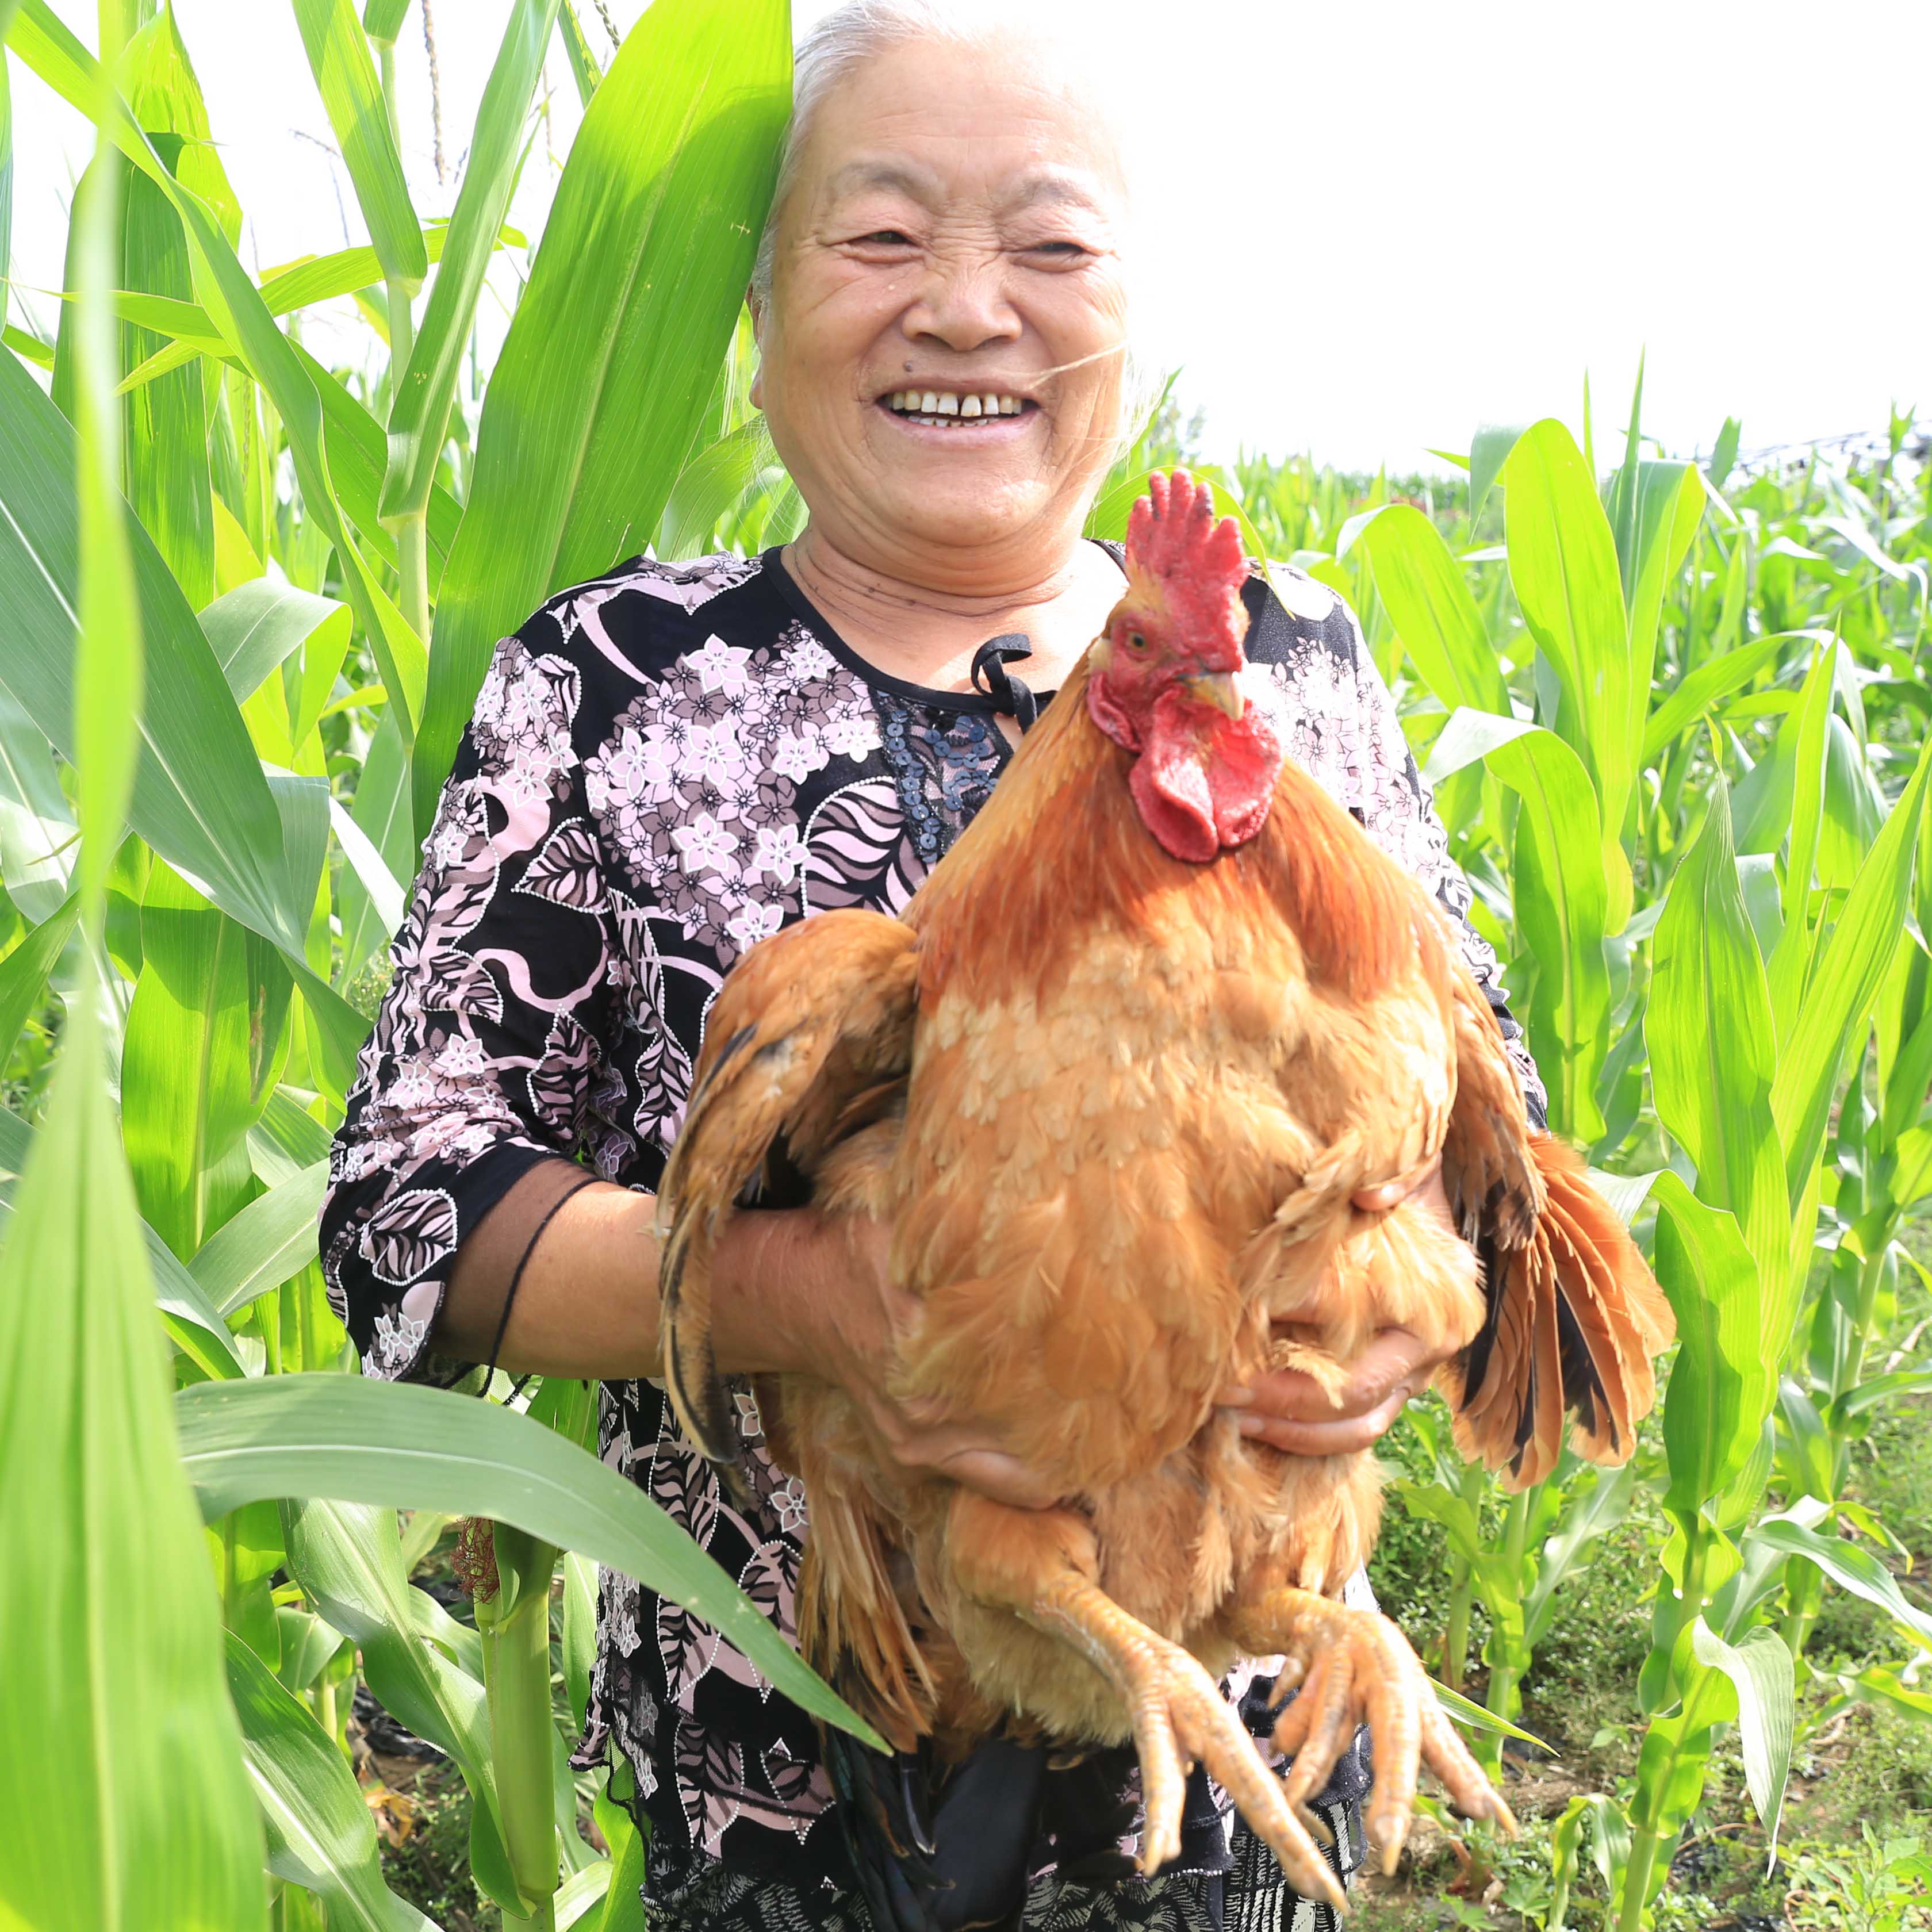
1442, 1133, 1674, 1490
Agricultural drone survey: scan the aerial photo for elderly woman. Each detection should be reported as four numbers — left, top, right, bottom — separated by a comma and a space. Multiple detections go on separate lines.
323, 5, 1545, 1928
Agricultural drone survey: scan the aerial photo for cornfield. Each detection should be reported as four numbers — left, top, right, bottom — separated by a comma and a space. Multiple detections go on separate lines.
0, 3, 1927, 1930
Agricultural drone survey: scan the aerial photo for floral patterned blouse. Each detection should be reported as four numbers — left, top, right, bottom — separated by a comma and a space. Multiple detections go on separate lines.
321, 543, 1546, 1906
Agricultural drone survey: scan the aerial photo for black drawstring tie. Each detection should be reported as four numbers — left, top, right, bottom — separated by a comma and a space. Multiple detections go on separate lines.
970, 633, 1038, 733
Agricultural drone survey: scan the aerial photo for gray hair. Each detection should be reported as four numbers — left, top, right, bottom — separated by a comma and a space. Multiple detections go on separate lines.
749, 1, 1158, 453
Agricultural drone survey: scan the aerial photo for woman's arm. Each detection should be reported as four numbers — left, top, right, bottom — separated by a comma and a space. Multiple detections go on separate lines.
438, 1163, 1063, 1509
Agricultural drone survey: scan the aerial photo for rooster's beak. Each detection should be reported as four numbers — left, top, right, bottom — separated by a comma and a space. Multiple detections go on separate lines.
1183, 670, 1244, 720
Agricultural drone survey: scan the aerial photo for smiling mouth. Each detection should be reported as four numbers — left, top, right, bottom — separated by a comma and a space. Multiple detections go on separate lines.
878, 388, 1037, 428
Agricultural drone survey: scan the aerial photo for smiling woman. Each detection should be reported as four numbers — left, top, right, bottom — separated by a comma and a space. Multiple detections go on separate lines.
319, 5, 1548, 1930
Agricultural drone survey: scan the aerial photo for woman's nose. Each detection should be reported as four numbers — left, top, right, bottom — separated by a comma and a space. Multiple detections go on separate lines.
899, 252, 1022, 352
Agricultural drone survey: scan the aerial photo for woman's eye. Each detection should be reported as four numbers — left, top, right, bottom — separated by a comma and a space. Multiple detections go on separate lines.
856, 229, 915, 247
1026, 240, 1090, 260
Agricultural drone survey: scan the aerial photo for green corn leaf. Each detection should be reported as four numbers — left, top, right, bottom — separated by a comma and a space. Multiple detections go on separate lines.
1747, 1509, 1932, 1651
1646, 775, 1787, 1286
1350, 503, 1510, 715
562, 1549, 598, 1730
200, 578, 349, 711
121, 0, 241, 243
278, 1494, 524, 1915
1770, 729, 1932, 1252
362, 0, 411, 46
1642, 630, 1799, 765
591, 1789, 646, 1932
381, 0, 561, 525
2, 75, 261, 1904
1524, 1462, 1639, 1649
1708, 416, 1742, 490
0, 303, 370, 1087
1766, 640, 1837, 1028
1817, 714, 1882, 890
0, 990, 267, 1930
273, 1603, 350, 1695
0, 889, 78, 1064
225, 1631, 436, 1930
1623, 461, 1708, 761
338, 704, 414, 976
1432, 1678, 1552, 1750
1650, 1171, 1772, 1522
557, 0, 602, 106
177, 1371, 888, 1750
1505, 419, 1635, 926
1688, 1620, 1795, 1854
0, 1115, 250, 1382
0, 687, 78, 922
413, 0, 791, 834
558, 1863, 615, 1928
10, 1, 430, 734
250, 1086, 335, 1185
114, 221, 504, 394
123, 860, 289, 1258
1422, 709, 1611, 1140
0, 12, 12, 288
291, 0, 425, 294
411, 1582, 485, 1678
298, 337, 462, 585
3, 320, 51, 366
0, 295, 316, 953
189, 1159, 328, 1316
1468, 422, 1527, 523
657, 418, 773, 561
118, 3, 231, 610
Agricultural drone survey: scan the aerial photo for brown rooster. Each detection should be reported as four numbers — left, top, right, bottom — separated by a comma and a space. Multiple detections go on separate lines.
658, 471, 1673, 1912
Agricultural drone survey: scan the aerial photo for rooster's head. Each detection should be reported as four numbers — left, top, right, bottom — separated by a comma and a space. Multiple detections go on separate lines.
1086, 470, 1283, 864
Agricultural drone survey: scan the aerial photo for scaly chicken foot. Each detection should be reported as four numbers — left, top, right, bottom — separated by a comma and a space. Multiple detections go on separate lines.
1232, 1586, 1517, 1873
1029, 1574, 1344, 1907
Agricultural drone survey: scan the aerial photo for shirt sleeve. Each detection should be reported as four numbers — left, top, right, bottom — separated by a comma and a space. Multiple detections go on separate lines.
1333, 597, 1551, 1130
320, 616, 620, 1382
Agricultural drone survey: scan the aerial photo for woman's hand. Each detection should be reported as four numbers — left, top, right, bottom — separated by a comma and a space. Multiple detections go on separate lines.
1216, 1160, 1460, 1456
711, 1206, 1061, 1511
1217, 1325, 1450, 1455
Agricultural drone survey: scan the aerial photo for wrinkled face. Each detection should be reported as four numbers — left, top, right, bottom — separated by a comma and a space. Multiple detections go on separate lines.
753, 36, 1132, 572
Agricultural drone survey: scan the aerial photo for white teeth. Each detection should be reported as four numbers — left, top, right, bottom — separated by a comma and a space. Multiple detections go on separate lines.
887, 389, 1028, 423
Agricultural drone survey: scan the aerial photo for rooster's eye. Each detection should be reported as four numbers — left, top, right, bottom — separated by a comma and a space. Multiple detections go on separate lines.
1125, 631, 1147, 652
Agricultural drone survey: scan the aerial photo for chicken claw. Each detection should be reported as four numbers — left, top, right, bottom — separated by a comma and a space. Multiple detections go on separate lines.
1234, 1587, 1517, 1872
1032, 1575, 1345, 1908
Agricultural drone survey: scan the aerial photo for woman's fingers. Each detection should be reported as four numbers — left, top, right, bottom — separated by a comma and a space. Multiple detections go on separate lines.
1218, 1325, 1446, 1453
1232, 1381, 1414, 1456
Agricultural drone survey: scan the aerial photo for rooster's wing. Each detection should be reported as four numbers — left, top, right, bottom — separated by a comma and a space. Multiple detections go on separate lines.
659, 909, 920, 1470
1439, 968, 1674, 1488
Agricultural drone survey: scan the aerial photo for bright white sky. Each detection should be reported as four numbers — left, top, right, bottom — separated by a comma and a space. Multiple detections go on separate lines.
10, 0, 1930, 474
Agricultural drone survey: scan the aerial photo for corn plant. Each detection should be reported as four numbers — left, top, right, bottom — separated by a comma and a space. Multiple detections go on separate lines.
1254, 386, 1932, 1924
0, 5, 886, 1930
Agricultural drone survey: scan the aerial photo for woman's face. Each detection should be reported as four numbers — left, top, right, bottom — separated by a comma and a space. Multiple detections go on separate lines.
754, 35, 1132, 581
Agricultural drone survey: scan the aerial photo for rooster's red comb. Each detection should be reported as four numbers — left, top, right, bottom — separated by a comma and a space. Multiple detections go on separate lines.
1123, 470, 1249, 650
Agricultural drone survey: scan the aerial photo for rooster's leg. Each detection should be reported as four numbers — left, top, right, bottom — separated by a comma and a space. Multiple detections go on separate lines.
1230, 1586, 1516, 1871
946, 1494, 1343, 1908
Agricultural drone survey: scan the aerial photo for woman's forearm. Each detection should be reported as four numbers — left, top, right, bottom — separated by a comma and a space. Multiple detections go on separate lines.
432, 1158, 835, 1381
